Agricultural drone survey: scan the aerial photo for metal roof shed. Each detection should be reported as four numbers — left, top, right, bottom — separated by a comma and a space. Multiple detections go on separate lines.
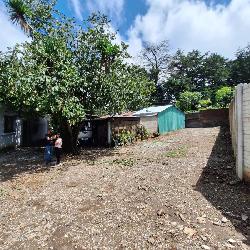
133, 105, 185, 134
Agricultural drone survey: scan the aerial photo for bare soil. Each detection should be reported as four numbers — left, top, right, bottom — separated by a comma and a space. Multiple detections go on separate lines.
1, 127, 250, 249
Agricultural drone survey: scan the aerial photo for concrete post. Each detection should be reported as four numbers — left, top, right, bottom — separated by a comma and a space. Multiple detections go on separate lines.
236, 84, 243, 180
107, 121, 112, 146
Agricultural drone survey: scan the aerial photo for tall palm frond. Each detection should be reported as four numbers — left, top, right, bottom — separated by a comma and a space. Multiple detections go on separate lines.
6, 0, 32, 35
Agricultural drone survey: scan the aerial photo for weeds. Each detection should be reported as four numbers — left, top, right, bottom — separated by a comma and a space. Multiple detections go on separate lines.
165, 146, 187, 158
0, 188, 8, 197
112, 158, 135, 167
112, 125, 149, 147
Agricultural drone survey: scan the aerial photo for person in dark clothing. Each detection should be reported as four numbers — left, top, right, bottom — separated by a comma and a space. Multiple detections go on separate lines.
44, 130, 53, 165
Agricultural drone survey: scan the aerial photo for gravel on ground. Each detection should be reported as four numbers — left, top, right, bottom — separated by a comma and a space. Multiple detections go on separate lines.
0, 127, 250, 249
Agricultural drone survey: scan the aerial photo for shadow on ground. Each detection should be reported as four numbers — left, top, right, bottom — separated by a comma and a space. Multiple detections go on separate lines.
0, 147, 116, 183
196, 126, 250, 245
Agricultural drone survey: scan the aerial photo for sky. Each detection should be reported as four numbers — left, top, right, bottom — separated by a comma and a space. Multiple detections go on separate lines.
0, 0, 250, 59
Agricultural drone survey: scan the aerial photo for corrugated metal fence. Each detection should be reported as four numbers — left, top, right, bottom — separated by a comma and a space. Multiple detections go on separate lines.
229, 83, 250, 181
158, 106, 185, 134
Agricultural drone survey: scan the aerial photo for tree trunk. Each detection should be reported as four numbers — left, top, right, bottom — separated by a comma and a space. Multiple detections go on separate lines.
72, 125, 81, 153
61, 119, 80, 154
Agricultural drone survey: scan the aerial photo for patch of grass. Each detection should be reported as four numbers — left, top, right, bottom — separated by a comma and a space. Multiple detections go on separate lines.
13, 186, 22, 191
86, 160, 95, 166
152, 141, 164, 144
165, 146, 188, 158
0, 188, 8, 197
112, 158, 135, 167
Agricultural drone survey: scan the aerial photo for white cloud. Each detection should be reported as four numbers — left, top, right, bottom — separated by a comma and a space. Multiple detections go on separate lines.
106, 25, 123, 45
86, 0, 124, 23
70, 0, 83, 20
69, 0, 125, 23
126, 17, 144, 62
127, 0, 250, 58
0, 3, 28, 52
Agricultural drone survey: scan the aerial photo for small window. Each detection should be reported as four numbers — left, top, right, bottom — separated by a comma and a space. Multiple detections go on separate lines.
4, 115, 16, 133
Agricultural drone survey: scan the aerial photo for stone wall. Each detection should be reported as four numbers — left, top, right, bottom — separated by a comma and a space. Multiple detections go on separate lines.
186, 108, 229, 128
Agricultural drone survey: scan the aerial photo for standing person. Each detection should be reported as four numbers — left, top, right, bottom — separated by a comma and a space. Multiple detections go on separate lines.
44, 130, 53, 165
54, 133, 63, 165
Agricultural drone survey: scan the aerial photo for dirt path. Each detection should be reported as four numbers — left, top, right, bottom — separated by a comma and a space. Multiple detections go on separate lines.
1, 127, 250, 249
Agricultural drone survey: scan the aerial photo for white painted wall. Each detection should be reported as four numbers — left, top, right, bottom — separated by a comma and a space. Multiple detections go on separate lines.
242, 84, 250, 180
0, 105, 48, 149
0, 105, 22, 149
230, 83, 250, 181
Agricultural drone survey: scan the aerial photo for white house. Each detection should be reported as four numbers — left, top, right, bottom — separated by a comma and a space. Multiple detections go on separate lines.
0, 105, 22, 149
0, 104, 48, 149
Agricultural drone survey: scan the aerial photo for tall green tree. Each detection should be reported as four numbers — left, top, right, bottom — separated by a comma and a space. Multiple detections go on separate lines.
203, 53, 230, 88
163, 50, 229, 104
163, 50, 205, 101
203, 53, 230, 103
6, 0, 32, 34
176, 91, 202, 112
0, 13, 154, 153
230, 45, 250, 85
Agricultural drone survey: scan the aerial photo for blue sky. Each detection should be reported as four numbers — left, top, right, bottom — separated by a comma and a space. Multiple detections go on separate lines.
58, 0, 148, 37
1, 0, 250, 58
56, 0, 232, 40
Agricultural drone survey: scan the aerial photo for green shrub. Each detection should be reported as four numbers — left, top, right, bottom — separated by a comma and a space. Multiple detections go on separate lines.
112, 125, 149, 147
198, 99, 212, 109
113, 158, 135, 167
215, 86, 234, 108
112, 129, 136, 146
165, 146, 187, 158
135, 125, 149, 140
177, 91, 202, 112
152, 132, 160, 138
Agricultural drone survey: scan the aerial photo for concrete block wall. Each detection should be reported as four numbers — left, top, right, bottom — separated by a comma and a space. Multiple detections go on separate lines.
111, 117, 140, 133
229, 83, 250, 181
242, 84, 250, 180
140, 115, 158, 134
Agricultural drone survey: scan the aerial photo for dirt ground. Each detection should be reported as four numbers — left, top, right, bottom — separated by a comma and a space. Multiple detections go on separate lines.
1, 127, 250, 249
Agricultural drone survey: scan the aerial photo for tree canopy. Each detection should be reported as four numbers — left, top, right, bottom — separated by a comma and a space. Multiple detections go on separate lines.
0, 7, 154, 152
163, 50, 230, 103
139, 41, 250, 111
230, 45, 250, 85
6, 0, 56, 35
